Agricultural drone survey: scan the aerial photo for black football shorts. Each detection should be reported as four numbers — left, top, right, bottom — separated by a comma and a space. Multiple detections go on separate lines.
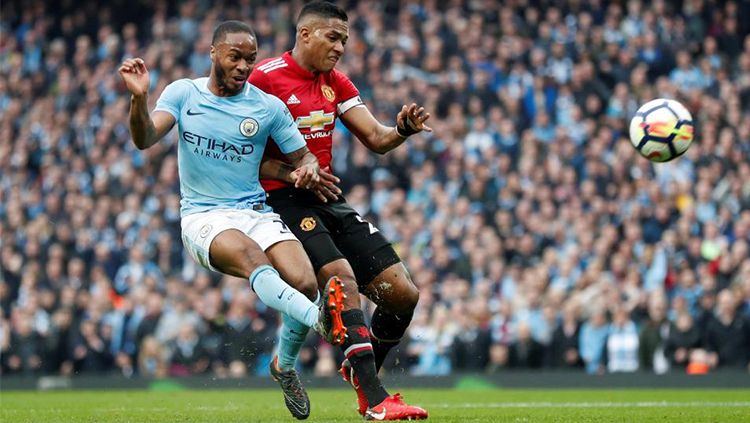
266, 187, 400, 290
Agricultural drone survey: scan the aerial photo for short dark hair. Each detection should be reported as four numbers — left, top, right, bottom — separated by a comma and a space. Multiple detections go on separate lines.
212, 20, 255, 45
298, 1, 348, 23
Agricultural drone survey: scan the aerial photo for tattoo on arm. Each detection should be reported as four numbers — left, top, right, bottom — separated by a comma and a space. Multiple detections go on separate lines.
129, 95, 157, 150
286, 146, 318, 169
128, 96, 175, 150
275, 162, 296, 180
271, 160, 294, 181
262, 159, 297, 183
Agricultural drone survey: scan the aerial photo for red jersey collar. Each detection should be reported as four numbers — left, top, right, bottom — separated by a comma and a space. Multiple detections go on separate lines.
283, 51, 319, 80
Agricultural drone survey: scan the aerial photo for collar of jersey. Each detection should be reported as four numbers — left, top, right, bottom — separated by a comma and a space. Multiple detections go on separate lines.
198, 77, 251, 100
283, 51, 318, 80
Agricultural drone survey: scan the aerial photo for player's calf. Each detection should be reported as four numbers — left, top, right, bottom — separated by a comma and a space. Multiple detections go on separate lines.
317, 260, 362, 310
365, 263, 419, 371
337, 307, 389, 412
338, 275, 362, 310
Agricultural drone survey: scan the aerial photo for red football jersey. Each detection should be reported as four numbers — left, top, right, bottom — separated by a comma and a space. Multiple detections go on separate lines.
249, 51, 362, 192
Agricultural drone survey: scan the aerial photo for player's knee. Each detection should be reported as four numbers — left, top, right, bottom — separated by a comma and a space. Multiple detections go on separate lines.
405, 281, 419, 310
236, 239, 267, 264
319, 260, 358, 295
331, 275, 360, 309
398, 279, 419, 313
387, 273, 419, 314
338, 275, 359, 296
224, 248, 263, 279
284, 267, 318, 301
297, 278, 319, 301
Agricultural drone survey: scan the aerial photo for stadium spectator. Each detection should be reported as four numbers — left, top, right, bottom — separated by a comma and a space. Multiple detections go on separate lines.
704, 289, 750, 369
606, 306, 640, 373
450, 303, 492, 371
113, 245, 164, 295
638, 294, 670, 374
168, 323, 210, 377
221, 295, 273, 376
579, 308, 609, 375
664, 312, 702, 370
4, 313, 44, 375
407, 306, 453, 376
138, 335, 168, 378
507, 322, 545, 369
549, 302, 583, 369
72, 319, 113, 373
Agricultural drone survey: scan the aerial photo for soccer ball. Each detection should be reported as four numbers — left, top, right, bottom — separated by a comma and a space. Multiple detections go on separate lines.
628, 98, 694, 162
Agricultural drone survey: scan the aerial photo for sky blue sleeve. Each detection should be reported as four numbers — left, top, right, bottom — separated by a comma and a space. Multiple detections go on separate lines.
154, 79, 187, 120
269, 97, 306, 154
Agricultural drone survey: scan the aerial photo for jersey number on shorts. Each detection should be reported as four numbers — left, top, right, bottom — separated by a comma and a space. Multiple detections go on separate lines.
355, 215, 379, 235
274, 219, 291, 234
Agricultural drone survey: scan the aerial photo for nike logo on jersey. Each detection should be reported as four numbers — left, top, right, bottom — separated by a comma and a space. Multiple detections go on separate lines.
277, 287, 288, 300
286, 94, 301, 105
186, 108, 206, 116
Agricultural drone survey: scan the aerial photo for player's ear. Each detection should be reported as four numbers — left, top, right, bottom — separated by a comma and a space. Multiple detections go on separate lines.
298, 26, 311, 43
210, 45, 216, 61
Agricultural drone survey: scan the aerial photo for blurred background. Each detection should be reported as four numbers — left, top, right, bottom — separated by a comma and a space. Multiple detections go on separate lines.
1, 0, 749, 382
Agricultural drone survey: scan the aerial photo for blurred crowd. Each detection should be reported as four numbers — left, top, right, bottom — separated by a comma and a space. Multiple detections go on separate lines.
2, 0, 750, 379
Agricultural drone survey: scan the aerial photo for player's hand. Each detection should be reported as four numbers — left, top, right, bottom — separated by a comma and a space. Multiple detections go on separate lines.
118, 58, 150, 97
292, 163, 320, 190
290, 166, 341, 202
310, 167, 342, 203
396, 103, 432, 137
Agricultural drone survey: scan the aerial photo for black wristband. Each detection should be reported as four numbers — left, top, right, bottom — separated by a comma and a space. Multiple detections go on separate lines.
396, 116, 419, 138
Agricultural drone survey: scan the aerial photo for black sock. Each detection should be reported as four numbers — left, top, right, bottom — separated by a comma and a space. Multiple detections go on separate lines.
370, 307, 414, 371
340, 309, 388, 406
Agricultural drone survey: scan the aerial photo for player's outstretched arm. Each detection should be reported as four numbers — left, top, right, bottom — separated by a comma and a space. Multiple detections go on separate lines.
118, 58, 175, 150
340, 102, 432, 154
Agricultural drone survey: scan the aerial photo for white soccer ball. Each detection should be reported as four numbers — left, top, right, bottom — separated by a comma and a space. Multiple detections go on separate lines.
628, 98, 694, 162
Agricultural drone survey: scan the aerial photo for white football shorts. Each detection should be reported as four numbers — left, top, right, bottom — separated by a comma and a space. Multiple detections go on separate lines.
181, 208, 298, 272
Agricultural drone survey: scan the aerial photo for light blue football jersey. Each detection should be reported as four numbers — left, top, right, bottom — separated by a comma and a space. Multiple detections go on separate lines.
154, 77, 305, 217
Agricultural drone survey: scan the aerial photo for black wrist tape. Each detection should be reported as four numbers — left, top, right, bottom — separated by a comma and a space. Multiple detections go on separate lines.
396, 116, 419, 137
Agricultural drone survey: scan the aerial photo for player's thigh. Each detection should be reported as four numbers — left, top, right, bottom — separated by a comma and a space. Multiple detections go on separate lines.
329, 203, 401, 291
361, 261, 419, 313
209, 229, 270, 278
249, 211, 318, 298
181, 209, 269, 278
275, 206, 347, 275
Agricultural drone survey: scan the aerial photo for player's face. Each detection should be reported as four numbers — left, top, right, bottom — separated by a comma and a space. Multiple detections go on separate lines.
210, 32, 257, 95
307, 19, 348, 72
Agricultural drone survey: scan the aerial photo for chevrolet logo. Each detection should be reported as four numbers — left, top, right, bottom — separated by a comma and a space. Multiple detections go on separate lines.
296, 110, 334, 132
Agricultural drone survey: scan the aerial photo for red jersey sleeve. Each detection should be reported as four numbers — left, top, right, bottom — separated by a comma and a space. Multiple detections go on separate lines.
331, 70, 362, 115
248, 63, 273, 93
